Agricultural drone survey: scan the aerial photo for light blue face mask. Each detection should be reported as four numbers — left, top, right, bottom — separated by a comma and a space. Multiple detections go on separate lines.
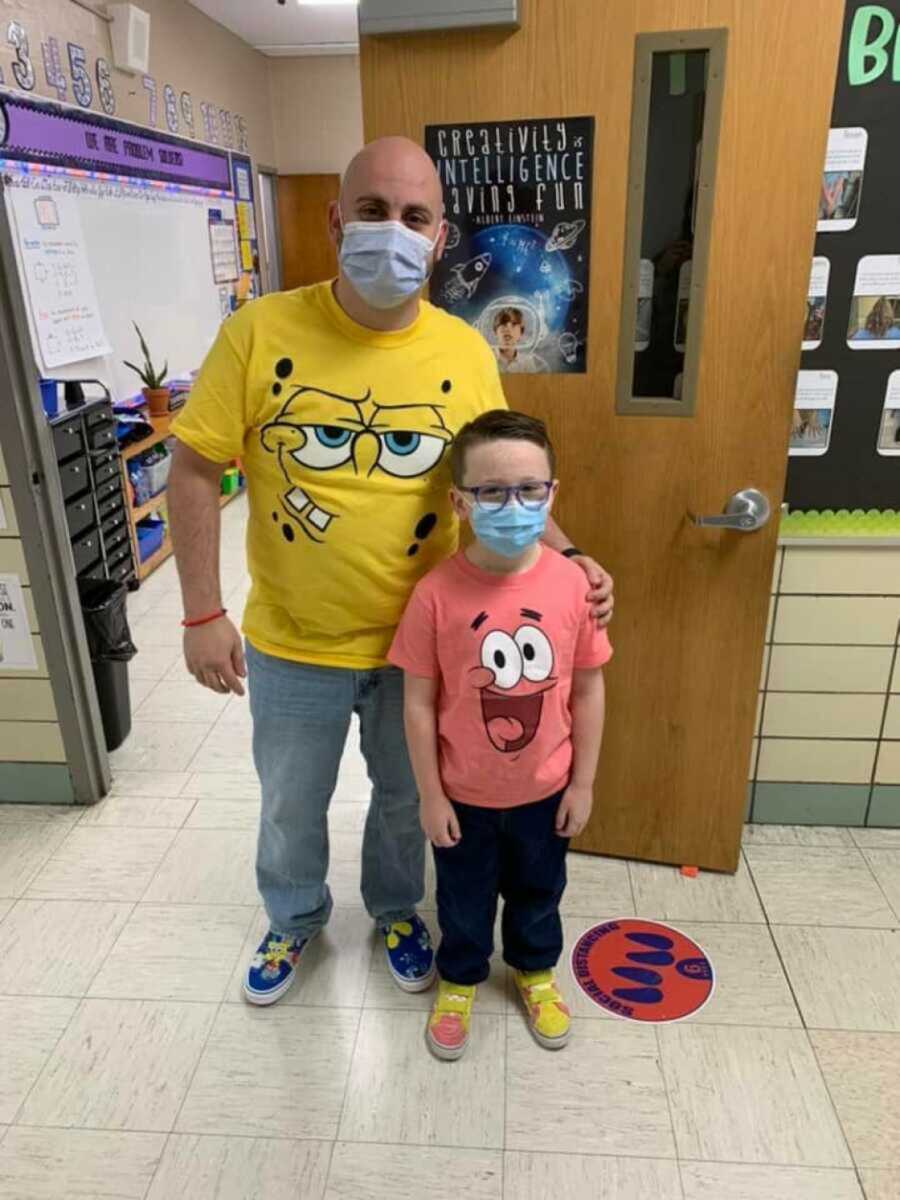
338, 219, 438, 310
470, 500, 549, 559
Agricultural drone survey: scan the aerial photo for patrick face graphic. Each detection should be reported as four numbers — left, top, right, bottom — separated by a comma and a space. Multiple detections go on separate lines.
470, 608, 557, 754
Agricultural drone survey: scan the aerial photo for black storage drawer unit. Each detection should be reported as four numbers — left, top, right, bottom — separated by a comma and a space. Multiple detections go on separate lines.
86, 422, 116, 453
65, 495, 95, 541
94, 458, 119, 487
59, 455, 90, 502
53, 417, 84, 462
101, 507, 127, 540
98, 493, 123, 522
49, 398, 135, 586
86, 406, 112, 428
103, 529, 130, 561
109, 558, 134, 583
95, 476, 121, 506
71, 528, 102, 575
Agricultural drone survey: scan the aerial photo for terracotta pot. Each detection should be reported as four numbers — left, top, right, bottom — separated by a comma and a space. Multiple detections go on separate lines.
142, 386, 170, 416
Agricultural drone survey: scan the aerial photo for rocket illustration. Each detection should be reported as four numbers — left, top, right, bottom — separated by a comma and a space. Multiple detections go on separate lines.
445, 252, 492, 301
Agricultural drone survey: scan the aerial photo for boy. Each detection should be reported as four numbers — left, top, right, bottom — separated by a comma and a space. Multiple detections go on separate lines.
389, 410, 611, 1059
492, 307, 548, 373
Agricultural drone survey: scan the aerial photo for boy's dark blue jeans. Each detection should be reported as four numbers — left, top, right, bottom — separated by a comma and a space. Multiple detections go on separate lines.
433, 790, 568, 986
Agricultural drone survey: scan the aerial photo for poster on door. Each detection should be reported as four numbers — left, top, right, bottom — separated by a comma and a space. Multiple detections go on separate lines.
790, 370, 837, 457
424, 117, 594, 374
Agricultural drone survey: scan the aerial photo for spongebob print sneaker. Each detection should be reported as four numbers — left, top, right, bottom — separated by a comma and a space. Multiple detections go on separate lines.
426, 979, 476, 1061
380, 913, 436, 992
514, 969, 572, 1049
243, 928, 314, 1006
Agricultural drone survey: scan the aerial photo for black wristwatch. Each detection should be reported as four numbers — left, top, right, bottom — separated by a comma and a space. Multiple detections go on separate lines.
561, 547, 584, 559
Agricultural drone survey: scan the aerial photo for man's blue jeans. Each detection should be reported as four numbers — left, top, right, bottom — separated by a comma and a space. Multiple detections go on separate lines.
247, 643, 425, 937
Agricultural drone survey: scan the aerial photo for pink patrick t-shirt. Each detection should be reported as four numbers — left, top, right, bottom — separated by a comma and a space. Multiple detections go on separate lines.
388, 547, 612, 808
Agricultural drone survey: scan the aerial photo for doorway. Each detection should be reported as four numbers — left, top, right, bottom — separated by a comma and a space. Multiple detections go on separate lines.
256, 167, 283, 294
359, 0, 844, 871
276, 173, 340, 290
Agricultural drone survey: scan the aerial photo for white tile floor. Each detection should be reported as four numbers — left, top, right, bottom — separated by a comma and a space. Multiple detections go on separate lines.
0, 495, 898, 1198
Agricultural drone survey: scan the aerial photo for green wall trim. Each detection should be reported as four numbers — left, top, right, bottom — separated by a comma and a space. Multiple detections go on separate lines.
780, 508, 900, 538
867, 786, 900, 828
0, 762, 75, 806
752, 782, 869, 826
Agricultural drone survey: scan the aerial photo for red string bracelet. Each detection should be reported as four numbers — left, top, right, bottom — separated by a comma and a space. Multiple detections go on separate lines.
182, 609, 227, 629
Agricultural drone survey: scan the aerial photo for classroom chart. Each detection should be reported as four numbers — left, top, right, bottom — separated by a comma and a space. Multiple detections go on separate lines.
8, 188, 109, 370
0, 89, 262, 404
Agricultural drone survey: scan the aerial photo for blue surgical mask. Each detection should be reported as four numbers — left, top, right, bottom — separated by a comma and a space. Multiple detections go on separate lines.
338, 219, 438, 310
470, 501, 549, 559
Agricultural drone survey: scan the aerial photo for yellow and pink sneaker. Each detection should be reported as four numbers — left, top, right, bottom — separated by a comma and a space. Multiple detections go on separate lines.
514, 970, 571, 1049
426, 979, 476, 1060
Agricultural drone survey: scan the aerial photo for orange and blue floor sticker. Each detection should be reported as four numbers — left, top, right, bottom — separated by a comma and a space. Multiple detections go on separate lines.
570, 919, 714, 1022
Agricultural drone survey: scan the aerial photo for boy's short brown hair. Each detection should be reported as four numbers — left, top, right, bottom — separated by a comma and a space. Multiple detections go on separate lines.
450, 409, 556, 486
492, 306, 525, 331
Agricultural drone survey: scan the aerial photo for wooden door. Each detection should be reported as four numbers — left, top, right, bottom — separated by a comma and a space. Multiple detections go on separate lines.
276, 173, 340, 290
360, 1, 843, 871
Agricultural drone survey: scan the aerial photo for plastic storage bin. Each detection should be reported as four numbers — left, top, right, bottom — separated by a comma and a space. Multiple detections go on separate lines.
136, 515, 165, 562
143, 451, 172, 496
221, 466, 240, 495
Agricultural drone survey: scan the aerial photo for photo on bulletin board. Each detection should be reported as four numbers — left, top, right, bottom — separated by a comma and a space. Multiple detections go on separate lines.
790, 370, 837, 457
878, 372, 900, 456
635, 258, 653, 351
847, 255, 900, 348
803, 257, 830, 351
424, 117, 594, 374
817, 127, 867, 232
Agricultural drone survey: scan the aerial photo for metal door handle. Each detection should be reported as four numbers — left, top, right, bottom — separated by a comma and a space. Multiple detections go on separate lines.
690, 488, 770, 531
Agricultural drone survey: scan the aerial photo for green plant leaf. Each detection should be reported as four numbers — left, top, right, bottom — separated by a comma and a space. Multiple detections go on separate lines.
133, 321, 151, 360
123, 360, 149, 385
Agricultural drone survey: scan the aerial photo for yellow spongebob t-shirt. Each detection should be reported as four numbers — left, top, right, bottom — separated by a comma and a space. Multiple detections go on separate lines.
172, 281, 507, 669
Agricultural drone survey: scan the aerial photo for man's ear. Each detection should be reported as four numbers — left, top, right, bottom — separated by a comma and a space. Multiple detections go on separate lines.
327, 200, 342, 249
433, 218, 448, 263
261, 422, 307, 455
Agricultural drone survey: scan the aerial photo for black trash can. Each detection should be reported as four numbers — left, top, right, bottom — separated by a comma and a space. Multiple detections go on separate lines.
78, 580, 137, 752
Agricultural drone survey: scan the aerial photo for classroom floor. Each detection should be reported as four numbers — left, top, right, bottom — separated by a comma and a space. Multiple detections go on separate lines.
0, 493, 898, 1199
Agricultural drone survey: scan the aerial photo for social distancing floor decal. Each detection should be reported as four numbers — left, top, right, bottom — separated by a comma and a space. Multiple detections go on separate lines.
571, 919, 714, 1023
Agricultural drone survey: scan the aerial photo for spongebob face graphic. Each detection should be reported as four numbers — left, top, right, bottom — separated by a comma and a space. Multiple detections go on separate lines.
260, 360, 454, 546
469, 608, 558, 756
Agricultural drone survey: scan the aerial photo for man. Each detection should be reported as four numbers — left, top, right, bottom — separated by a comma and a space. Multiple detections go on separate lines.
168, 136, 613, 1006
493, 306, 549, 373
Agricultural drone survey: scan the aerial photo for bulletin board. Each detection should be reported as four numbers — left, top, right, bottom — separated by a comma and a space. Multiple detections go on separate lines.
786, 1, 900, 524
0, 90, 262, 401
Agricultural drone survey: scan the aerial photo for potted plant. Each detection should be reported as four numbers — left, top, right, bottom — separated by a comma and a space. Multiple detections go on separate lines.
124, 323, 169, 416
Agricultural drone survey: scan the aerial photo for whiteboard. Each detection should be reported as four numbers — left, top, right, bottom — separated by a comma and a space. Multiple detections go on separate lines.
4, 171, 234, 401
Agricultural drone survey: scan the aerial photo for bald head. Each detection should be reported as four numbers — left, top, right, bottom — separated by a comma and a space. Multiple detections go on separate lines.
330, 136, 445, 244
